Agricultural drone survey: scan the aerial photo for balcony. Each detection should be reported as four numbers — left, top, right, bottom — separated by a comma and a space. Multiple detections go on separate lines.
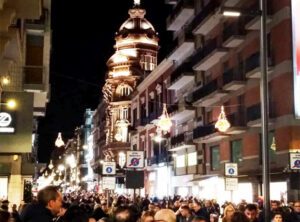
193, 124, 228, 143
189, 0, 220, 35
245, 15, 272, 30
222, 21, 246, 48
140, 117, 150, 126
168, 62, 194, 90
222, 68, 246, 91
167, 0, 194, 31
25, 9, 48, 33
191, 39, 228, 71
170, 131, 194, 151
223, 0, 242, 7
168, 101, 195, 121
246, 103, 275, 127
226, 112, 247, 134
23, 66, 47, 92
168, 32, 194, 61
192, 79, 228, 106
245, 52, 274, 78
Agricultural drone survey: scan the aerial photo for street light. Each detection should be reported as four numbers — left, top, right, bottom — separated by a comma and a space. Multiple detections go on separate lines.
223, 1, 270, 221
0, 99, 17, 109
0, 75, 10, 86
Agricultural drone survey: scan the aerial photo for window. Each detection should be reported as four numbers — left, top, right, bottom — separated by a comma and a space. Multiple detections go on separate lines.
176, 155, 186, 168
188, 152, 197, 166
211, 146, 220, 171
133, 108, 137, 126
140, 55, 157, 71
116, 84, 132, 97
120, 107, 128, 120
231, 139, 243, 163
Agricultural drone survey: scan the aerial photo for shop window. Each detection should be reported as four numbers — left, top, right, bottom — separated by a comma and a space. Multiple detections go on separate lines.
231, 139, 243, 163
211, 146, 220, 171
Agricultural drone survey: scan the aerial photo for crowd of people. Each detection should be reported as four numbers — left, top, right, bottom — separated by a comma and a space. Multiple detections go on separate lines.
1, 186, 300, 222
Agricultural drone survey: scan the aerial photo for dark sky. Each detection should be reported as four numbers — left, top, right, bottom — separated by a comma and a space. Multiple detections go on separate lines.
37, 0, 172, 163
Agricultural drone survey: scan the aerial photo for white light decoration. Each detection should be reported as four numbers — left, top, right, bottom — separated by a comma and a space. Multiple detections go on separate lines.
118, 152, 126, 168
48, 160, 54, 170
270, 137, 276, 151
134, 0, 140, 5
157, 103, 172, 133
55, 132, 65, 148
58, 164, 65, 171
112, 53, 128, 63
215, 106, 231, 133
66, 155, 76, 168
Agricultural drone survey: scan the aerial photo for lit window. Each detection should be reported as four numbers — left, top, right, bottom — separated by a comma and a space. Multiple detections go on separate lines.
140, 55, 157, 71
188, 152, 197, 166
176, 155, 185, 168
116, 84, 133, 96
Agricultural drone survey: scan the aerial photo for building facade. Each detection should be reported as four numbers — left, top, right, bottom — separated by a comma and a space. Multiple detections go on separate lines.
101, 1, 159, 178
0, 0, 51, 204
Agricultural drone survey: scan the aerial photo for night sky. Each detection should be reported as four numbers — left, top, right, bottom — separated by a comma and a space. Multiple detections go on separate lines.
37, 0, 172, 163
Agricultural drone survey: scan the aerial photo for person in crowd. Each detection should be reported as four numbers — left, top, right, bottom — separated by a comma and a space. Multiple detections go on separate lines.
291, 201, 300, 222
222, 205, 235, 222
192, 216, 208, 222
180, 206, 194, 222
154, 203, 161, 214
209, 214, 218, 222
193, 200, 209, 221
1, 200, 9, 211
173, 201, 181, 212
112, 205, 141, 222
98, 217, 109, 222
20, 185, 62, 222
141, 210, 155, 222
11, 204, 21, 222
272, 212, 283, 222
244, 204, 258, 222
92, 204, 108, 221
148, 203, 155, 212
231, 212, 249, 222
62, 205, 89, 222
0, 210, 11, 222
155, 209, 176, 222
56, 202, 70, 222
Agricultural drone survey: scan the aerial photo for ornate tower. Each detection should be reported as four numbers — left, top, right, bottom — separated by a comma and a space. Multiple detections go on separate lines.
102, 1, 159, 162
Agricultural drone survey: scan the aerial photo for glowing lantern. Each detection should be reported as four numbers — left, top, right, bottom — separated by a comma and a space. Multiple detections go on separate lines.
270, 137, 276, 151
48, 160, 54, 170
55, 132, 65, 148
157, 104, 172, 133
215, 106, 231, 133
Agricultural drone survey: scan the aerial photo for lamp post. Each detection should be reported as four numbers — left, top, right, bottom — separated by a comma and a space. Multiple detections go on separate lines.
222, 0, 270, 220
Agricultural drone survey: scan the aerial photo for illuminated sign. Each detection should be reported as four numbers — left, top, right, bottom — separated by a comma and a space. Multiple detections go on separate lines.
292, 0, 300, 119
0, 112, 15, 133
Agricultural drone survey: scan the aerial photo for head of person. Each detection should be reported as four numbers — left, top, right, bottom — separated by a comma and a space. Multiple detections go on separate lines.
57, 202, 70, 217
204, 201, 212, 208
98, 217, 109, 222
192, 217, 207, 222
271, 201, 280, 211
154, 204, 161, 213
154, 209, 176, 222
244, 204, 258, 221
174, 201, 180, 208
210, 214, 218, 222
272, 212, 283, 222
193, 201, 201, 212
294, 201, 300, 213
113, 205, 140, 222
180, 206, 191, 218
37, 186, 62, 216
63, 205, 89, 222
141, 211, 155, 222
148, 203, 155, 212
231, 212, 249, 222
12, 204, 17, 212
223, 205, 235, 219
188, 202, 194, 210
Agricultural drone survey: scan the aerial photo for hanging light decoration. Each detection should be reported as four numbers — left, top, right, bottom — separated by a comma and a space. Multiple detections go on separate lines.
48, 160, 54, 170
270, 137, 276, 151
55, 132, 65, 148
157, 103, 172, 133
215, 106, 231, 133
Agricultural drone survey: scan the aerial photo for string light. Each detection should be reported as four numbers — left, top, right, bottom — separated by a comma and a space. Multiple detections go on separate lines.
157, 103, 172, 133
55, 132, 65, 148
215, 106, 231, 133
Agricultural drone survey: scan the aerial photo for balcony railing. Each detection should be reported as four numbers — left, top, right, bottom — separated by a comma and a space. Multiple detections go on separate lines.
223, 68, 244, 85
170, 62, 193, 85
171, 131, 193, 146
187, 0, 218, 33
192, 79, 218, 102
193, 124, 216, 139
190, 39, 218, 67
227, 112, 246, 127
167, 0, 194, 25
141, 117, 149, 126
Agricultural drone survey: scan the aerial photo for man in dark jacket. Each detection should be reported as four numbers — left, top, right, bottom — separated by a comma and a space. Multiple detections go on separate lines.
192, 201, 209, 221
20, 186, 62, 222
291, 201, 300, 222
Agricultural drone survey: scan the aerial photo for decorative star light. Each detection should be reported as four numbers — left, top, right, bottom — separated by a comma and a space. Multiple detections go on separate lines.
215, 106, 231, 133
157, 103, 172, 133
55, 132, 65, 148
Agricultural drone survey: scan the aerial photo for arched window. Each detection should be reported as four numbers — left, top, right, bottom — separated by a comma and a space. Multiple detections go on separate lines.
116, 84, 133, 97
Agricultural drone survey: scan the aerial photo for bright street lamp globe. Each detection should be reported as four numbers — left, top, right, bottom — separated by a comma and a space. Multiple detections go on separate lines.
7, 99, 16, 109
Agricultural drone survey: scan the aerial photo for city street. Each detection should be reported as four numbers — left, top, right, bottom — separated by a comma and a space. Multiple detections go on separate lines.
1, 0, 300, 221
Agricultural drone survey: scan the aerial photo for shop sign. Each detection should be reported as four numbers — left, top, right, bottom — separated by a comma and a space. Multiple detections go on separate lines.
102, 162, 116, 175
292, 0, 300, 118
290, 153, 300, 170
126, 151, 144, 168
225, 177, 238, 191
225, 163, 238, 176
0, 112, 15, 133
102, 177, 115, 190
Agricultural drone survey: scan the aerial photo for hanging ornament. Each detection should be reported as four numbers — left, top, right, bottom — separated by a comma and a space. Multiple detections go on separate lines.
48, 160, 54, 170
55, 132, 65, 148
157, 103, 172, 133
270, 137, 276, 151
215, 106, 231, 133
